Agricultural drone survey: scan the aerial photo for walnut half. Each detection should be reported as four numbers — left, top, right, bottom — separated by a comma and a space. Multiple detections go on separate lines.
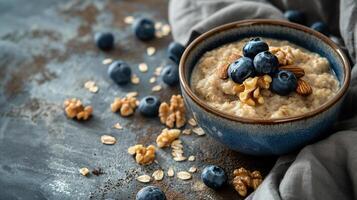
64, 98, 93, 120
159, 95, 186, 128
232, 167, 263, 197
156, 128, 181, 148
238, 75, 272, 106
217, 52, 242, 79
111, 96, 138, 117
128, 144, 156, 165
270, 46, 295, 66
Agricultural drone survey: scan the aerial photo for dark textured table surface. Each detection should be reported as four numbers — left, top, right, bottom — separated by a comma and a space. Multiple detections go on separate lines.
0, 0, 276, 199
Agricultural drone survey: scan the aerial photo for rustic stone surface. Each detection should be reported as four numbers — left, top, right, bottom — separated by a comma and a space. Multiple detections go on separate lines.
0, 0, 276, 199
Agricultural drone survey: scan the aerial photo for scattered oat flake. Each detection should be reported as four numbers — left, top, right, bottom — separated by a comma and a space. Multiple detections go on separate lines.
102, 58, 113, 65
79, 167, 90, 176
101, 135, 116, 145
128, 146, 137, 155
167, 167, 174, 177
193, 127, 205, 136
84, 81, 99, 93
182, 129, 191, 135
113, 123, 123, 130
177, 171, 192, 180
89, 86, 99, 93
155, 22, 163, 30
124, 16, 134, 24
152, 169, 164, 181
155, 31, 163, 38
189, 167, 197, 173
154, 66, 163, 76
137, 175, 151, 183
188, 155, 195, 161
188, 118, 197, 126
84, 81, 95, 88
138, 63, 148, 72
147, 47, 156, 56
171, 139, 182, 147
131, 75, 140, 84
171, 145, 183, 150
127, 91, 138, 98
162, 24, 171, 36
149, 77, 156, 83
152, 85, 162, 92
172, 149, 184, 154
174, 156, 187, 162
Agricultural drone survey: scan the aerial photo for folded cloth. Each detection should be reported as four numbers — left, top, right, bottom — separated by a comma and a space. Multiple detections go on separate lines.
169, 0, 357, 199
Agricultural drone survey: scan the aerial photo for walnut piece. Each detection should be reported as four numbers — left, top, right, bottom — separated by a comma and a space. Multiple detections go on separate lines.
159, 95, 186, 128
270, 46, 295, 66
296, 79, 313, 96
111, 96, 138, 117
64, 98, 93, 120
233, 167, 263, 197
238, 75, 272, 106
156, 128, 181, 148
279, 65, 305, 78
127, 144, 156, 165
217, 52, 242, 79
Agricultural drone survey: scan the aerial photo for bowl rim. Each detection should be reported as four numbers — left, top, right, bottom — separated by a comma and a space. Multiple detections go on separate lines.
179, 19, 351, 124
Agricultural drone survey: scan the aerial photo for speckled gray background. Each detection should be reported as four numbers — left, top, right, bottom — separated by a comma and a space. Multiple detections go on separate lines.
0, 0, 276, 199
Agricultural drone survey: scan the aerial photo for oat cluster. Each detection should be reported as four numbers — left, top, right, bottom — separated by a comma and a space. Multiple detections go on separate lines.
236, 75, 272, 106
128, 144, 156, 165
270, 46, 295, 66
159, 95, 186, 128
156, 128, 181, 148
111, 96, 138, 117
64, 98, 93, 120
232, 167, 263, 197
171, 139, 186, 162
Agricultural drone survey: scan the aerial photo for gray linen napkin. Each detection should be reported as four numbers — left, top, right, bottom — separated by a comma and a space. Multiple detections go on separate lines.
169, 0, 357, 199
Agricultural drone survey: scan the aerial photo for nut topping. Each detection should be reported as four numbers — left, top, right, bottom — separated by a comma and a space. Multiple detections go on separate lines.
233, 167, 263, 197
279, 65, 305, 78
64, 98, 93, 120
296, 79, 313, 96
217, 52, 242, 79
159, 95, 186, 128
238, 75, 272, 106
127, 144, 156, 165
270, 46, 295, 66
111, 96, 138, 117
156, 128, 181, 148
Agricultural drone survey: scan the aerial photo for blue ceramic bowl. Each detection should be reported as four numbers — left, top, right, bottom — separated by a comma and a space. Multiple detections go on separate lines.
179, 19, 351, 155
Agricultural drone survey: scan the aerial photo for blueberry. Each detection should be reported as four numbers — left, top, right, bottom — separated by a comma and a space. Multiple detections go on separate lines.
310, 22, 329, 36
253, 51, 279, 75
168, 42, 185, 64
138, 96, 161, 117
243, 38, 269, 59
107, 60, 132, 85
132, 17, 155, 41
284, 10, 306, 25
161, 64, 179, 86
228, 57, 255, 84
136, 186, 166, 200
201, 165, 227, 190
95, 32, 114, 51
271, 70, 298, 96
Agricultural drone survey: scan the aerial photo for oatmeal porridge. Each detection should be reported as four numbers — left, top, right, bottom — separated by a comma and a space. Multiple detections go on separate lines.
190, 38, 340, 119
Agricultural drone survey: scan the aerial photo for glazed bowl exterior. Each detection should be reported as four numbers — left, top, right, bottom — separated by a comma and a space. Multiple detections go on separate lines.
179, 19, 351, 155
